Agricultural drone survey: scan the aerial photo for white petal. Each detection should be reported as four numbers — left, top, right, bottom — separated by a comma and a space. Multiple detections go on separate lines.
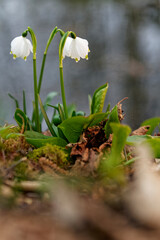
65, 36, 89, 62
63, 37, 72, 58
10, 36, 33, 60
76, 37, 89, 59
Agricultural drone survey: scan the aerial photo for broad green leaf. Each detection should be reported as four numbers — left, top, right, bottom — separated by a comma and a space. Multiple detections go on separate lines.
91, 83, 108, 114
58, 116, 88, 143
105, 105, 119, 138
110, 123, 131, 161
141, 117, 160, 135
58, 113, 109, 143
14, 109, 31, 130
24, 130, 52, 139
147, 137, 160, 158
99, 123, 131, 182
126, 135, 152, 145
25, 137, 67, 148
85, 112, 109, 128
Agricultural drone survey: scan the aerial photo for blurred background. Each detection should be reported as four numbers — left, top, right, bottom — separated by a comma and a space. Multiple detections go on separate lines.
0, 0, 160, 130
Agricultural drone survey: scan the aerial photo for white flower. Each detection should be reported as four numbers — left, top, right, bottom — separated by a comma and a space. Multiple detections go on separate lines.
10, 36, 33, 61
62, 37, 72, 59
63, 36, 90, 62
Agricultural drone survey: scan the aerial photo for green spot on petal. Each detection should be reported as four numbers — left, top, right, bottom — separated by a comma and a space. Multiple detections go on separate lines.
13, 54, 17, 59
75, 58, 79, 62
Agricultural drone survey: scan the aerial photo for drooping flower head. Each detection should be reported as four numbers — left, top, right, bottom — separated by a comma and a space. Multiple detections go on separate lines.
63, 36, 90, 62
10, 36, 33, 61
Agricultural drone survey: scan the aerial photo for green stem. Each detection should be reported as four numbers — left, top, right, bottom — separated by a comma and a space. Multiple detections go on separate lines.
33, 59, 40, 132
58, 31, 76, 119
23, 90, 26, 114
59, 66, 68, 119
38, 53, 46, 93
37, 27, 64, 94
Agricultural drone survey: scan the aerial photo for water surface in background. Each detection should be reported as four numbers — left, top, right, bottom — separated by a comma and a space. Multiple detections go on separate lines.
0, 0, 160, 130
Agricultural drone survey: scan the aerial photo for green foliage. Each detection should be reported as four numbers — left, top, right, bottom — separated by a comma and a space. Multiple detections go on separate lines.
58, 112, 109, 143
24, 130, 67, 148
8, 93, 19, 108
141, 117, 160, 135
126, 134, 160, 159
91, 83, 108, 114
147, 138, 160, 158
105, 105, 119, 138
24, 130, 50, 139
25, 137, 67, 148
85, 112, 109, 128
58, 116, 87, 143
14, 108, 31, 130
0, 125, 20, 139
39, 91, 58, 123
99, 123, 131, 183
28, 143, 68, 167
126, 135, 152, 145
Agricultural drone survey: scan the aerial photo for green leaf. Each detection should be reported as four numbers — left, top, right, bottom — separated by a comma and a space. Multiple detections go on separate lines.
23, 90, 27, 115
141, 117, 160, 135
8, 93, 19, 108
126, 135, 152, 145
110, 123, 131, 161
6, 133, 23, 139
147, 137, 160, 158
58, 112, 109, 143
38, 95, 57, 136
67, 104, 76, 118
58, 103, 65, 121
85, 112, 109, 128
58, 116, 88, 143
14, 108, 31, 130
39, 91, 58, 123
91, 83, 108, 114
25, 136, 67, 148
24, 130, 67, 147
104, 105, 119, 138
88, 94, 92, 113
99, 123, 131, 182
0, 125, 19, 139
24, 130, 51, 139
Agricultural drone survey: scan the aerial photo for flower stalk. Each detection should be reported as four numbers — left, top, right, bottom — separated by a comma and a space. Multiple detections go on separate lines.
59, 31, 76, 119
26, 27, 40, 132
38, 27, 65, 94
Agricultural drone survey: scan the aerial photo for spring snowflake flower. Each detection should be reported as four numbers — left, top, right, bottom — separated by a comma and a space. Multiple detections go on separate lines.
63, 36, 90, 62
10, 36, 33, 61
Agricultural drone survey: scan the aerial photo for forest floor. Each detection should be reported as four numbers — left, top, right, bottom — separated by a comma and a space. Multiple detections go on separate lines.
0, 120, 160, 240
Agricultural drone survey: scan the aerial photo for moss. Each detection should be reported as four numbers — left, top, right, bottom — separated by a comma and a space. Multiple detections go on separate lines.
4, 136, 31, 154
14, 161, 29, 180
28, 144, 68, 167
